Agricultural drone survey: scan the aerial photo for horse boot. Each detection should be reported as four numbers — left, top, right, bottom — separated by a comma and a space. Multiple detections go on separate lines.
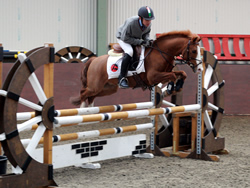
175, 78, 184, 92
165, 81, 175, 95
118, 53, 132, 89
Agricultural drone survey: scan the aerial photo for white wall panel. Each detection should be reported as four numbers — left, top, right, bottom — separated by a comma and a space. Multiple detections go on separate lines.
0, 0, 97, 52
107, 0, 250, 44
1, 0, 250, 52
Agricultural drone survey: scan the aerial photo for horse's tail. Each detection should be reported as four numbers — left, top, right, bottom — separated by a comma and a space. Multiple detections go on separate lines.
70, 56, 97, 106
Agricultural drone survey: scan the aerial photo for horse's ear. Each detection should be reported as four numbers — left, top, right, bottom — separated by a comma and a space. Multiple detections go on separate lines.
193, 37, 201, 43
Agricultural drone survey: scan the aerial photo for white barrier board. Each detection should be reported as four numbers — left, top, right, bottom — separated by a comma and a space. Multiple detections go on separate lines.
31, 134, 147, 169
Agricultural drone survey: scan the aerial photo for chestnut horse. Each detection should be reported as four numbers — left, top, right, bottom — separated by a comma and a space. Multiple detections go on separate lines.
71, 30, 201, 106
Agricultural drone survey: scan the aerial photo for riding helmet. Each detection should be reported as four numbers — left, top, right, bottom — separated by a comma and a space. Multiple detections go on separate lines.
138, 6, 155, 20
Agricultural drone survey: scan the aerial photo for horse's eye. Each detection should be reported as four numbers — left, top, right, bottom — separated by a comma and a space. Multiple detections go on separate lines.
192, 50, 197, 53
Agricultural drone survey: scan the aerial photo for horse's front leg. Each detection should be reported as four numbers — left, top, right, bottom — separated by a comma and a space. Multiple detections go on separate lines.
162, 70, 187, 96
172, 70, 187, 80
172, 70, 187, 92
147, 71, 177, 85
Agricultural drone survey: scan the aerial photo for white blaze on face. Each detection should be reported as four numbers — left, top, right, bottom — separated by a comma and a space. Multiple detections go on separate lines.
196, 46, 203, 73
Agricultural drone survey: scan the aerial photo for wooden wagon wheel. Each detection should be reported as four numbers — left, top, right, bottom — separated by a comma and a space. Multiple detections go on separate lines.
0, 47, 57, 187
155, 50, 225, 153
54, 46, 95, 63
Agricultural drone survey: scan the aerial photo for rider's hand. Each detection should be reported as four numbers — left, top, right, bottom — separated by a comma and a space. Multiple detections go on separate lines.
141, 40, 151, 47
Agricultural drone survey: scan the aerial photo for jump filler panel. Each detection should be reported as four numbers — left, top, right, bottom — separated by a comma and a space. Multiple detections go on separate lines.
31, 134, 148, 169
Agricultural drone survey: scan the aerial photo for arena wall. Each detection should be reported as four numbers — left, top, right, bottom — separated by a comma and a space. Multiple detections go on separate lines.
2, 63, 249, 115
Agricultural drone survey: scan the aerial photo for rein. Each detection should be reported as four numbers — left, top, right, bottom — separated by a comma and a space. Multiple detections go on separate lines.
145, 39, 202, 71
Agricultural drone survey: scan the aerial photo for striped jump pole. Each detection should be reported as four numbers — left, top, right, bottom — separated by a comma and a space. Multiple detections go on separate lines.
55, 101, 154, 116
55, 104, 201, 126
19, 115, 151, 132
15, 101, 155, 133
21, 123, 154, 146
15, 101, 154, 121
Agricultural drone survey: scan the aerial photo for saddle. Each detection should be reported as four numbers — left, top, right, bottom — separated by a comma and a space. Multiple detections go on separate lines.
111, 43, 149, 90
112, 43, 142, 71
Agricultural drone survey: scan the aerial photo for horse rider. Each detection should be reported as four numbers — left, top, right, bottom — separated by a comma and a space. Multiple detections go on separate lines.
116, 6, 155, 88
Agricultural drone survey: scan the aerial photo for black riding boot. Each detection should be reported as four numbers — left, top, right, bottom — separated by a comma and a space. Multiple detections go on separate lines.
118, 53, 132, 88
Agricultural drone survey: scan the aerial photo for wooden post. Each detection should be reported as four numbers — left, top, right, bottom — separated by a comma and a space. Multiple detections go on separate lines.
191, 113, 197, 152
43, 43, 54, 165
172, 115, 179, 154
172, 112, 196, 155
44, 43, 54, 98
154, 115, 159, 146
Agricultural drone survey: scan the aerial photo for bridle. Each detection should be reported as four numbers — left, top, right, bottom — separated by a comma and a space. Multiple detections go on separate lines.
145, 39, 202, 71
182, 40, 202, 71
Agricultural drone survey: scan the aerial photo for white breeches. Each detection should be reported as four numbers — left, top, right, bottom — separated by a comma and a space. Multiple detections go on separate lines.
117, 39, 133, 57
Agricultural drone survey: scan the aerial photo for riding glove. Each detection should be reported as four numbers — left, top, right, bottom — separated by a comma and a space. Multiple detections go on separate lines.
141, 40, 151, 47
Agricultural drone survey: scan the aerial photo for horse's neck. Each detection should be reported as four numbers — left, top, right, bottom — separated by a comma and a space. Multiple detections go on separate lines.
158, 37, 188, 56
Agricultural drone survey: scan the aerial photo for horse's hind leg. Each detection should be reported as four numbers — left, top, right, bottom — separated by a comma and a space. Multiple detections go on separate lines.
70, 87, 88, 106
79, 73, 108, 106
95, 83, 118, 97
79, 81, 108, 106
80, 83, 118, 107
87, 96, 95, 107
80, 100, 94, 108
78, 87, 96, 107
79, 87, 97, 104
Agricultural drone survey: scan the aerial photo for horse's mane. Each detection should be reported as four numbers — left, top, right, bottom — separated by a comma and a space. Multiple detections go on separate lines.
156, 30, 199, 40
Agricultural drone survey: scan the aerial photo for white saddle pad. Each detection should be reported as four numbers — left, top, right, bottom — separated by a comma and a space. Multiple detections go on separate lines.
107, 46, 146, 79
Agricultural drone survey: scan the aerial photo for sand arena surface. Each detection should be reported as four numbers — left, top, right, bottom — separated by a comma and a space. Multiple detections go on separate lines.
46, 116, 250, 188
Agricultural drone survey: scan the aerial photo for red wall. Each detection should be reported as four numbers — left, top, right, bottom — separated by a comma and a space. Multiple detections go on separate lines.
1, 63, 249, 115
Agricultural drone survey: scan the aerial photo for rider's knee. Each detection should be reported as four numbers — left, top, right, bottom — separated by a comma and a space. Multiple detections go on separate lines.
126, 50, 133, 57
